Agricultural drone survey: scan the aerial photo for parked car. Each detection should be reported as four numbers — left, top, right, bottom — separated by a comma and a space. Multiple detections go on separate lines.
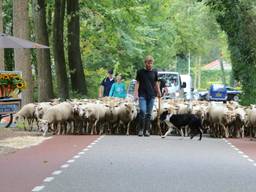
226, 86, 242, 101
208, 84, 227, 101
199, 84, 242, 102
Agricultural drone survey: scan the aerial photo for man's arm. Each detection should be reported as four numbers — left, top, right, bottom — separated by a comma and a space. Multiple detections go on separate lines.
155, 81, 161, 98
98, 85, 104, 98
134, 81, 139, 100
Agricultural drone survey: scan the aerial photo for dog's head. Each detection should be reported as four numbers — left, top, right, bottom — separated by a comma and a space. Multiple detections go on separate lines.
160, 110, 169, 122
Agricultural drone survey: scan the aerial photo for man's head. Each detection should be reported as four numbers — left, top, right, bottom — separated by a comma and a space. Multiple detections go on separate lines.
108, 69, 113, 77
144, 55, 154, 71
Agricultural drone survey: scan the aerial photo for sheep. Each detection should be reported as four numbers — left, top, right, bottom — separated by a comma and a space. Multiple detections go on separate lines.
39, 102, 74, 136
35, 102, 53, 119
247, 107, 256, 138
14, 103, 37, 131
208, 102, 231, 138
78, 103, 108, 135
117, 102, 137, 135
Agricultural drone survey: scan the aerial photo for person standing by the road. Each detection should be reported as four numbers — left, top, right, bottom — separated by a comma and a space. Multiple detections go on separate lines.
98, 69, 115, 97
159, 78, 168, 97
109, 74, 126, 98
134, 55, 161, 137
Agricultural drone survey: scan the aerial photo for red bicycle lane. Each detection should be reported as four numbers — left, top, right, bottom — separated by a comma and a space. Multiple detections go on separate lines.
0, 135, 99, 192
227, 138, 256, 161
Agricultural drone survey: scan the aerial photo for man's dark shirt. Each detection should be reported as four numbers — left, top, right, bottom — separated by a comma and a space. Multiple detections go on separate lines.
101, 77, 115, 96
136, 69, 158, 98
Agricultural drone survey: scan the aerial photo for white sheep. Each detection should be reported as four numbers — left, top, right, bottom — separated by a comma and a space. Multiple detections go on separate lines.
14, 103, 37, 131
40, 102, 74, 136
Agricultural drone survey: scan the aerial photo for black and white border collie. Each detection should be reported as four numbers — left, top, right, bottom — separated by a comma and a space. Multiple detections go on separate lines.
160, 111, 204, 140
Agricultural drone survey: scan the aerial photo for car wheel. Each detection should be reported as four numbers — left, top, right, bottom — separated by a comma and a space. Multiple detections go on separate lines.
233, 95, 239, 102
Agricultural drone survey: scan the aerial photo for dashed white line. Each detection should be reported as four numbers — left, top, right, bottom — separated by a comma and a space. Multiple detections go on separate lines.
52, 170, 62, 175
32, 137, 105, 191
67, 159, 75, 163
225, 140, 255, 168
32, 185, 45, 191
43, 177, 54, 182
61, 164, 70, 168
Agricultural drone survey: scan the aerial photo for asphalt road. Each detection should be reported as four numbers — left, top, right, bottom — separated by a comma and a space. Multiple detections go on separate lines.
37, 136, 256, 192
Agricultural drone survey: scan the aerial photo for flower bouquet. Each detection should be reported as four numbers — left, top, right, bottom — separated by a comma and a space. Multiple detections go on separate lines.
0, 72, 26, 98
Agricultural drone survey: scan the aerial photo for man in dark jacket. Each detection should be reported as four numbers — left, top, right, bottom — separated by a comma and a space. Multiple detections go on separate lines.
134, 55, 161, 136
99, 69, 115, 97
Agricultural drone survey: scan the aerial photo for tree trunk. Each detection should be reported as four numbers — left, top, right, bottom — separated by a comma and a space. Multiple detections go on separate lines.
32, 0, 54, 101
0, 0, 4, 70
67, 0, 87, 95
13, 0, 33, 105
53, 0, 69, 99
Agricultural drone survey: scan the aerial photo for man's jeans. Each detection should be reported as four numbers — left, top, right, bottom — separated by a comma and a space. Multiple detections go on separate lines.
139, 96, 155, 125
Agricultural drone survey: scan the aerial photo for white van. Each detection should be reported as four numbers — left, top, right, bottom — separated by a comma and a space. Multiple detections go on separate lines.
158, 71, 186, 99
180, 74, 193, 100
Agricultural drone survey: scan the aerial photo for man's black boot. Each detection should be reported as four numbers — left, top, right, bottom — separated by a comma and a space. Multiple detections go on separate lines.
138, 120, 145, 137
144, 119, 151, 137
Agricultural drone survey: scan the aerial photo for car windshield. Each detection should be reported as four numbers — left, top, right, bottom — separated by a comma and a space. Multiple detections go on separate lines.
158, 73, 179, 88
212, 84, 225, 91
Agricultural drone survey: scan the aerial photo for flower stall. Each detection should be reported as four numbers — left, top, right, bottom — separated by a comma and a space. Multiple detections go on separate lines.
0, 71, 24, 127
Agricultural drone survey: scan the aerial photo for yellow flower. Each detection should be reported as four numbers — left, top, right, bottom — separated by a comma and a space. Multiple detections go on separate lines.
16, 82, 26, 89
3, 74, 10, 80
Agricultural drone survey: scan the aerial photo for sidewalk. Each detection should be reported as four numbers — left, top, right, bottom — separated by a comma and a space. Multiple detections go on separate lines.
0, 135, 99, 192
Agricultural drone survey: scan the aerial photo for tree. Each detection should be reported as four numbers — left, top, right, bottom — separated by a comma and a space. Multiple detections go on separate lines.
201, 0, 256, 104
0, 0, 4, 70
13, 0, 33, 104
53, 0, 69, 99
32, 0, 54, 101
67, 0, 87, 95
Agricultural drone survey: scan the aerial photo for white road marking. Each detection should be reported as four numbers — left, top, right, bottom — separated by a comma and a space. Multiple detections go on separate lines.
67, 159, 75, 163
32, 186, 45, 191
43, 177, 54, 182
74, 155, 80, 159
52, 170, 62, 175
225, 140, 255, 168
61, 164, 70, 168
31, 137, 105, 191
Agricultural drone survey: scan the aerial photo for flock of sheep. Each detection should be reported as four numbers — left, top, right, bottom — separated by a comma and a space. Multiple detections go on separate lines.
14, 97, 256, 138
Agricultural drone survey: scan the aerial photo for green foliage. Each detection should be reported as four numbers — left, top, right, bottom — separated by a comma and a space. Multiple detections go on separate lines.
84, 68, 106, 98
2, 0, 232, 100
201, 0, 256, 105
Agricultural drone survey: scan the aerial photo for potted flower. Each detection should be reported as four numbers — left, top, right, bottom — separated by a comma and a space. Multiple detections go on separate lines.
0, 72, 26, 98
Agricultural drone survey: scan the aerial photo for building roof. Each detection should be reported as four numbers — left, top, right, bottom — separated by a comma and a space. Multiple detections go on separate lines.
202, 59, 232, 71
